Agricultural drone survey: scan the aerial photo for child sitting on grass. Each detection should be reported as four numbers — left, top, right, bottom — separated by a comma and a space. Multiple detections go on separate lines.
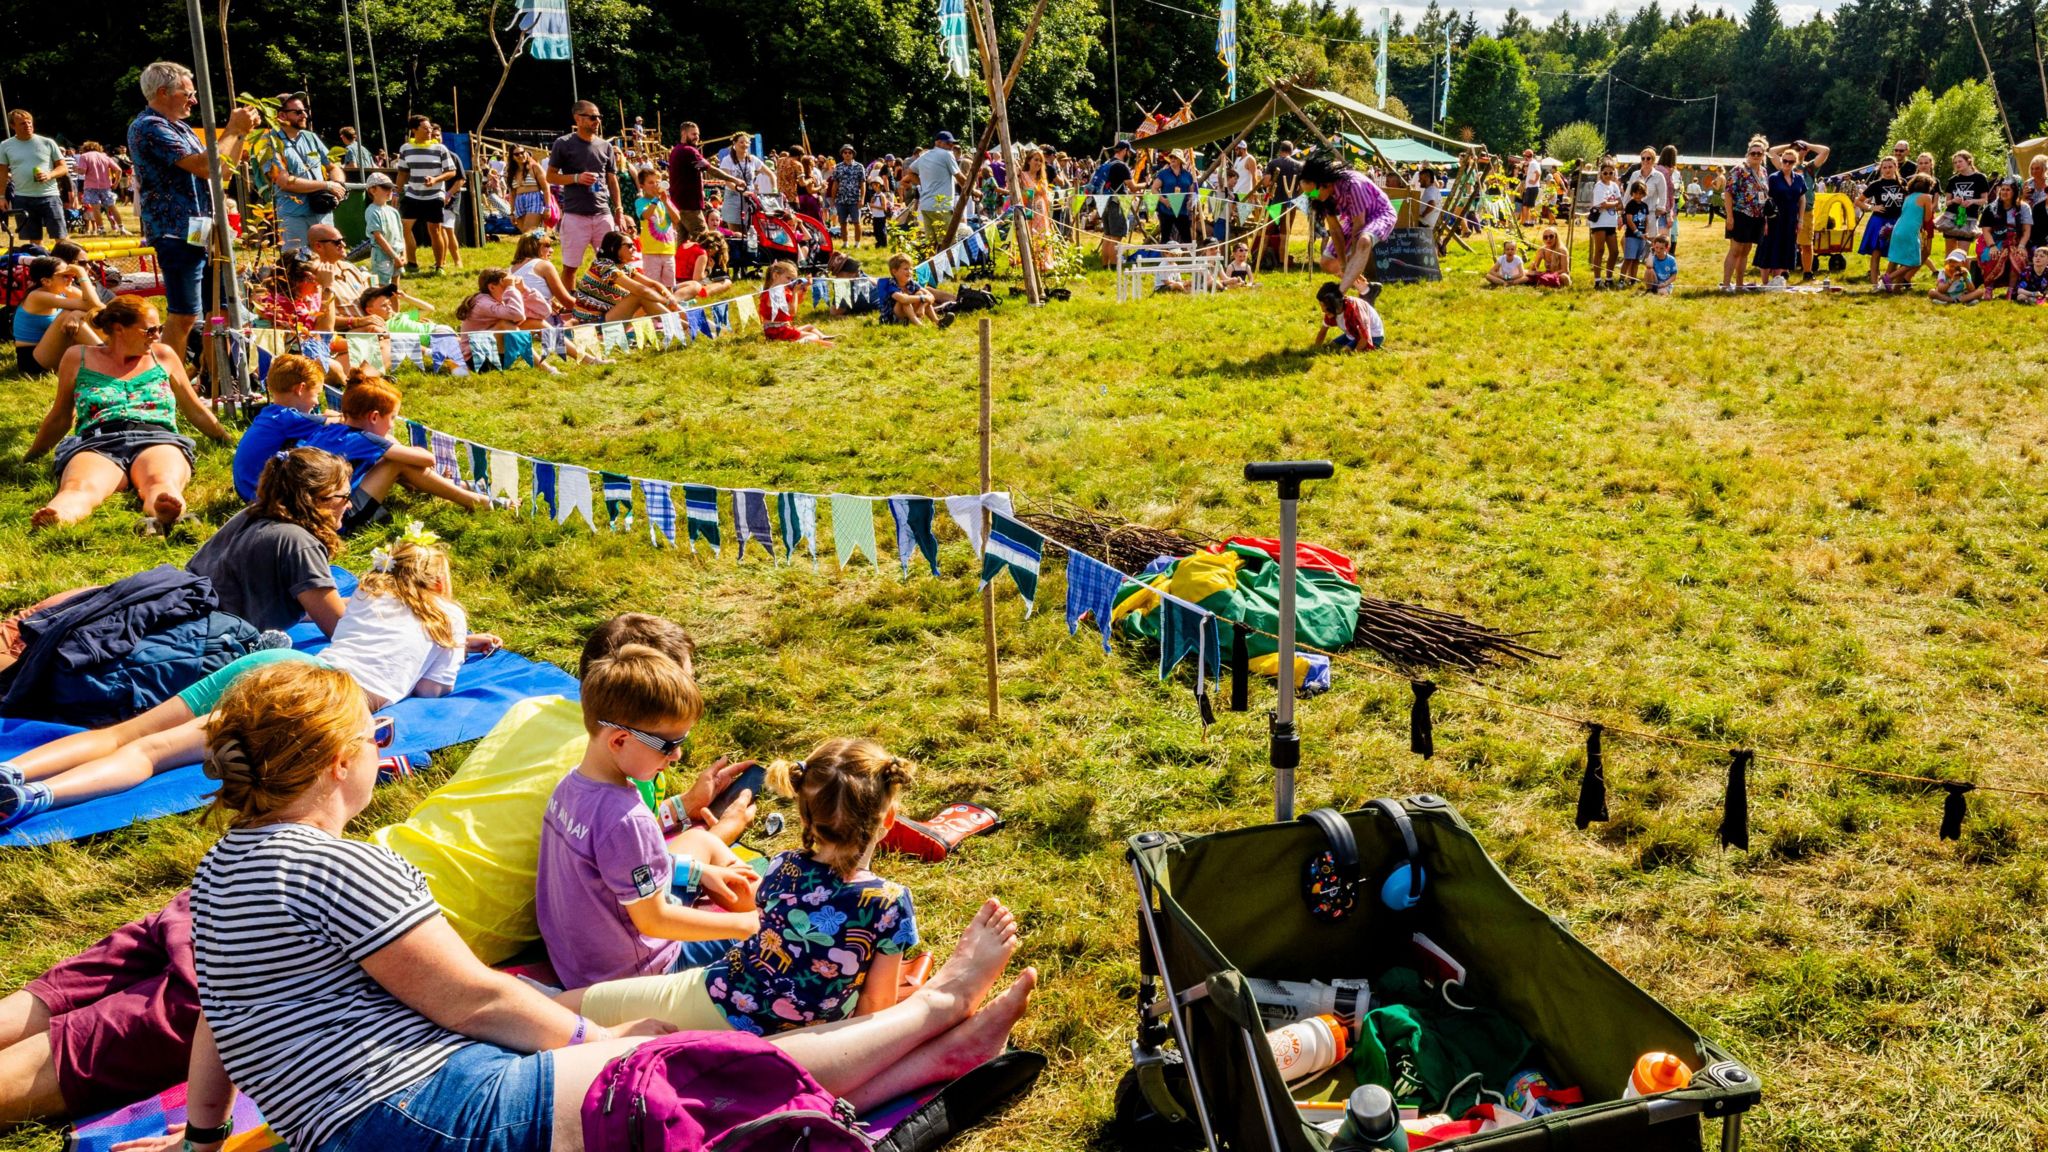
1314, 281, 1382, 351
566, 737, 919, 1036
1529, 228, 1571, 288
535, 644, 764, 990
1642, 234, 1677, 295
0, 530, 499, 831
300, 375, 494, 533
877, 253, 944, 326
1484, 240, 1526, 287
758, 260, 835, 344
1929, 249, 1983, 304
2012, 246, 2048, 304
1219, 242, 1256, 289
229, 353, 333, 502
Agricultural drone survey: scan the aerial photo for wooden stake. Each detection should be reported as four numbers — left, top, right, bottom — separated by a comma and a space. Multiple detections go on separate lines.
452, 86, 461, 133
979, 317, 999, 721
964, 0, 1042, 303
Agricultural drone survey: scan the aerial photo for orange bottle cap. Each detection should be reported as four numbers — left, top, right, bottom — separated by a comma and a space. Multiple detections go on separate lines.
1633, 1052, 1692, 1094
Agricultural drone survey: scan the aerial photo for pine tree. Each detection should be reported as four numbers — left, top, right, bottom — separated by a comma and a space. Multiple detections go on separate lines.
1458, 12, 1482, 44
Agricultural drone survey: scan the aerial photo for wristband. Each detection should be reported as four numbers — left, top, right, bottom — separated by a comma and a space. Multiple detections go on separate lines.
569, 1014, 590, 1046
184, 1117, 234, 1143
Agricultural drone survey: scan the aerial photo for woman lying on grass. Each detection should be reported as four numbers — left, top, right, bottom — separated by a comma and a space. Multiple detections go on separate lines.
108, 660, 1035, 1152
0, 527, 498, 832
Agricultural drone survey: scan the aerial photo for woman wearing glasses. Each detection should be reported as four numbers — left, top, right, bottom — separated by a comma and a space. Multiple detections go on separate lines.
23, 297, 227, 532
1754, 139, 1829, 284
11, 255, 104, 376
1720, 137, 1774, 291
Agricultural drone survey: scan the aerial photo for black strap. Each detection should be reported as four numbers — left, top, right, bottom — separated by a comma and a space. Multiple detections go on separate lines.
1719, 749, 1752, 850
1409, 680, 1436, 758
1575, 723, 1608, 829
1229, 628, 1249, 712
1940, 782, 1974, 841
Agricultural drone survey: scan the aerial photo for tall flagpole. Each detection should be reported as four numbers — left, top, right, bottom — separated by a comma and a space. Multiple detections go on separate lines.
341, 0, 365, 165
363, 0, 389, 156
565, 0, 580, 103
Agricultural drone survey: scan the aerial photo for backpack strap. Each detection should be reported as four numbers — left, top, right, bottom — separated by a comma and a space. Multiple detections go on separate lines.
871, 1050, 1048, 1152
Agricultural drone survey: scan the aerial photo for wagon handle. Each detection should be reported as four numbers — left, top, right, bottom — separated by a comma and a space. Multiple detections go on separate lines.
1243, 461, 1334, 821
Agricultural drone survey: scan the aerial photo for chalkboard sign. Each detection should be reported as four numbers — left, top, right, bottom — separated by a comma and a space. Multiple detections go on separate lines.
1372, 227, 1442, 283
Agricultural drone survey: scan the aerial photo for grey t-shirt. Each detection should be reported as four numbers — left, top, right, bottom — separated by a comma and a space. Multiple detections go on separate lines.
187, 509, 335, 633
908, 147, 961, 213
548, 132, 615, 217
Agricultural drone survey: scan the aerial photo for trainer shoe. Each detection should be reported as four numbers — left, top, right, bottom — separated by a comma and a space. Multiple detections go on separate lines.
0, 781, 53, 831
0, 762, 21, 787
1362, 282, 1384, 307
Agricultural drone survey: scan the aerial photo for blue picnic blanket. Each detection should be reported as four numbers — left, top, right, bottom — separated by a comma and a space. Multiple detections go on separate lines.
0, 569, 578, 847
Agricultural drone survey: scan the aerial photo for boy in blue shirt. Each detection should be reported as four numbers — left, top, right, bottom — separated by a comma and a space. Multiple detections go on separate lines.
299, 375, 495, 534
230, 354, 331, 501
1644, 235, 1678, 295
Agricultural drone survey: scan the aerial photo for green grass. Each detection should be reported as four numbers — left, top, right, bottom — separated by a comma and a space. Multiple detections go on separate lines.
4, 221, 2048, 1150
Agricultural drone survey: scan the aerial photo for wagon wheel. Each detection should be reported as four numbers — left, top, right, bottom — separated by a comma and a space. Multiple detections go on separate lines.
1110, 1060, 1204, 1150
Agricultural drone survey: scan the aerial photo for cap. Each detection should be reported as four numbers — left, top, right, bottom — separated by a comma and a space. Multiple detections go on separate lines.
1235, 140, 1249, 150
1945, 249, 1967, 263
1112, 139, 1133, 153
935, 130, 957, 144
365, 172, 395, 188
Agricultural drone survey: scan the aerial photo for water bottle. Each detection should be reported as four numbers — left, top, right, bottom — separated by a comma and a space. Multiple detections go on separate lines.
1330, 1084, 1408, 1151
1246, 977, 1370, 1030
1621, 1052, 1692, 1099
1266, 1013, 1349, 1085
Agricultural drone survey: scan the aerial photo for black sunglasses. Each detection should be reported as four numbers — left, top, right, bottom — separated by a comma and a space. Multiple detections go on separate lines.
599, 720, 687, 758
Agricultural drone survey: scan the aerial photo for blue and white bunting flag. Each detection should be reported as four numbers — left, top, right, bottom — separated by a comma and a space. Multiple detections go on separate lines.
683, 484, 721, 554
979, 511, 1043, 615
1064, 549, 1123, 653
888, 497, 941, 577
779, 492, 819, 569
601, 471, 633, 529
733, 488, 775, 559
531, 461, 558, 519
642, 479, 676, 545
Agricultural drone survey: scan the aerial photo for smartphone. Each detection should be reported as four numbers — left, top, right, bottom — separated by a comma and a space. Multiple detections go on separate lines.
708, 762, 766, 821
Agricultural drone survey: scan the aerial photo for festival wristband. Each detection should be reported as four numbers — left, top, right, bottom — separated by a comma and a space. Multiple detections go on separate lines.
569, 1015, 590, 1046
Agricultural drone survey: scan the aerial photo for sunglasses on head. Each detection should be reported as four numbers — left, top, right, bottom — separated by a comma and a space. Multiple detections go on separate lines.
599, 720, 687, 758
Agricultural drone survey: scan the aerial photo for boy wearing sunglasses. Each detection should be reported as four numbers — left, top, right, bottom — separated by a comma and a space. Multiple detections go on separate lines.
535, 643, 761, 990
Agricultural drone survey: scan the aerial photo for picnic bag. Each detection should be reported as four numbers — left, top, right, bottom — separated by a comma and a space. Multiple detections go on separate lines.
581, 1030, 872, 1152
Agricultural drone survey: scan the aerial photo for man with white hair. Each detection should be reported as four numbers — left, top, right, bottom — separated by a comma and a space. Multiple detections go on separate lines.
127, 61, 260, 361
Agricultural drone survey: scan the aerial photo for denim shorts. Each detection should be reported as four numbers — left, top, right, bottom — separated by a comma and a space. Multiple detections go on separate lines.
316, 1042, 554, 1152
53, 422, 196, 479
16, 194, 66, 241
152, 238, 209, 317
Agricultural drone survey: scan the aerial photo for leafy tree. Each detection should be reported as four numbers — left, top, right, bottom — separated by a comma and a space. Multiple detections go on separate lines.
1885, 79, 2009, 172
1544, 119, 1608, 163
1446, 34, 1540, 151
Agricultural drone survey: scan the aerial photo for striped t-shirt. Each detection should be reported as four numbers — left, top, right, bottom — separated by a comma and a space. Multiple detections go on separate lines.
398, 140, 458, 200
191, 824, 472, 1150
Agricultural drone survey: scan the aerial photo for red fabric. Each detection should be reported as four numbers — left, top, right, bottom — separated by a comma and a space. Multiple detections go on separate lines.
1529, 271, 1565, 288
1218, 537, 1359, 586
29, 891, 199, 1115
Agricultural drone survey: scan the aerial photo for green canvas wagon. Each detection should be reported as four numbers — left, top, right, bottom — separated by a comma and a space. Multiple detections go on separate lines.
1117, 794, 1763, 1151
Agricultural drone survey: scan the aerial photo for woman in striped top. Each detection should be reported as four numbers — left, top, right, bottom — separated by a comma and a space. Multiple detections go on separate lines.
140, 660, 1035, 1152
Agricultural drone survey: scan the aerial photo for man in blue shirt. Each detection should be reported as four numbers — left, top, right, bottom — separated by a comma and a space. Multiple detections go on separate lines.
128, 61, 259, 360
263, 92, 347, 256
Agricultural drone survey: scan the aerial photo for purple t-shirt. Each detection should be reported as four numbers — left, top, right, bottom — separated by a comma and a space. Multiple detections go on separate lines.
535, 771, 678, 989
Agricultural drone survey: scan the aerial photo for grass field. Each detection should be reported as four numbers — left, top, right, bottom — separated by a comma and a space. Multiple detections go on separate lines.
3, 217, 2046, 1151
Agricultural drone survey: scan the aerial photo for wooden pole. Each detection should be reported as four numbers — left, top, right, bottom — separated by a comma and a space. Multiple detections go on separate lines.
452, 85, 461, 133
944, 0, 1052, 247
964, 0, 1042, 302
1962, 0, 2019, 153
979, 317, 999, 720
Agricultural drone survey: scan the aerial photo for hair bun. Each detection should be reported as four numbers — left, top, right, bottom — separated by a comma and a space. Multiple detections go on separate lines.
204, 734, 248, 783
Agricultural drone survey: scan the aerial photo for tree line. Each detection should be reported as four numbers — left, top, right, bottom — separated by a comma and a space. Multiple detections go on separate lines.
2, 0, 2042, 169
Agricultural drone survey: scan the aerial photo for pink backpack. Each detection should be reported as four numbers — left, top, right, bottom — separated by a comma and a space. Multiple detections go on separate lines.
581, 1031, 873, 1152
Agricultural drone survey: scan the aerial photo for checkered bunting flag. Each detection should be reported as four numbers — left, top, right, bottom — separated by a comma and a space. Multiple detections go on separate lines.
683, 484, 721, 554
642, 479, 677, 546
430, 432, 460, 481
1064, 549, 1123, 653
979, 512, 1043, 616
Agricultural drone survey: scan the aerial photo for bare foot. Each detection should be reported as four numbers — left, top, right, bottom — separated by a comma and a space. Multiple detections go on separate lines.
919, 898, 1020, 1026
151, 491, 184, 526
29, 506, 60, 530
923, 968, 1038, 1082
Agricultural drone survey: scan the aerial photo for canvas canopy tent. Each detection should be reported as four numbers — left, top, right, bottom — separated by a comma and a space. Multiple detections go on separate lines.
1134, 77, 1477, 166
1340, 133, 1460, 165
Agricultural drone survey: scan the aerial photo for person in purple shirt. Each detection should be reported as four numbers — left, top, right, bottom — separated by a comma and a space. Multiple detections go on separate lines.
1301, 154, 1394, 300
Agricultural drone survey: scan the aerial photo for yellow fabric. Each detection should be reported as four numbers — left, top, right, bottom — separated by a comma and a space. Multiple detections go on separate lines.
1247, 652, 1315, 688
1110, 548, 1243, 625
372, 695, 589, 964
580, 966, 731, 1031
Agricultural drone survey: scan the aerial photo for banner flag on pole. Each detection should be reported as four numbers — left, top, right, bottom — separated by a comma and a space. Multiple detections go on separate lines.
1442, 26, 1452, 121
1377, 9, 1390, 108
939, 0, 973, 77
979, 512, 1043, 616
1217, 0, 1239, 101
511, 0, 574, 59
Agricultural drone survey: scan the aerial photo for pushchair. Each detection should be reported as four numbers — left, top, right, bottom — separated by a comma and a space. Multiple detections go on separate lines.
719, 189, 834, 277
1115, 462, 1763, 1152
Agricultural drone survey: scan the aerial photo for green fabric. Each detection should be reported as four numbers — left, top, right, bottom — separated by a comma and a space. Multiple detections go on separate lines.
1340, 133, 1462, 164
1355, 967, 1532, 1114
1114, 544, 1361, 659
175, 649, 328, 717
634, 777, 659, 812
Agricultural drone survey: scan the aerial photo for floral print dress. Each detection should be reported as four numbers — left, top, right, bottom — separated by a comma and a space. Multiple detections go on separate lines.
704, 851, 917, 1035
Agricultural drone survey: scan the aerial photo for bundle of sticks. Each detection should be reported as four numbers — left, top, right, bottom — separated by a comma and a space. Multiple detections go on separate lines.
1020, 504, 1554, 672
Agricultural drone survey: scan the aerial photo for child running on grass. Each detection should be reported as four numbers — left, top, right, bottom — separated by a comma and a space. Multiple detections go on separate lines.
0, 527, 499, 831
300, 375, 495, 533
758, 260, 835, 344
534, 644, 764, 991
1314, 281, 1382, 351
566, 737, 920, 1036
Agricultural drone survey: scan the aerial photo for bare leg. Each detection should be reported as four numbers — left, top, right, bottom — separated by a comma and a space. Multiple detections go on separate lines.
832, 970, 1035, 1112
0, 989, 51, 1048
37, 715, 207, 808
32, 452, 127, 529
33, 311, 103, 372
128, 443, 192, 527
0, 1033, 64, 1125
394, 461, 490, 510
162, 314, 199, 367
7, 696, 196, 780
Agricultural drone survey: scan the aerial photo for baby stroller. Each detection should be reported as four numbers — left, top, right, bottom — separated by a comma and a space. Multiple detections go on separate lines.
1115, 461, 1763, 1152
721, 189, 834, 278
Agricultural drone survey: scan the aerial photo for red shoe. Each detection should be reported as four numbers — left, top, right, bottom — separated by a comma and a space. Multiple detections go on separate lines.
880, 802, 1001, 862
